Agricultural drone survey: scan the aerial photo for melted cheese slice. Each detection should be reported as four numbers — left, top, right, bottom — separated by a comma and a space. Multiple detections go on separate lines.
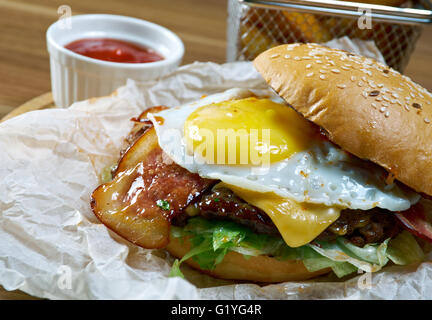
221, 183, 343, 247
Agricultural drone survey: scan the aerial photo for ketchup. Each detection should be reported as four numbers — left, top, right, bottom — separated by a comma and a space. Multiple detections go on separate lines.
65, 38, 164, 63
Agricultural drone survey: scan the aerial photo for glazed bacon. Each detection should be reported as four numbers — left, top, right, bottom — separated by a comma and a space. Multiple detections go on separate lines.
91, 127, 214, 248
121, 106, 169, 158
396, 202, 432, 243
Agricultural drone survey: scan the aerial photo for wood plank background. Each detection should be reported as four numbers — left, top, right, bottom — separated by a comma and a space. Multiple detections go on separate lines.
0, 0, 431, 299
0, 0, 432, 119
0, 0, 227, 118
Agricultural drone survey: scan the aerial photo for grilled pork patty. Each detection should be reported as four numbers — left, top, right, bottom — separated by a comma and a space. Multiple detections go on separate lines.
175, 186, 402, 247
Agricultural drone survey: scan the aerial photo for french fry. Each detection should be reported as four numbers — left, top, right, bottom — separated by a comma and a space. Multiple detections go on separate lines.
282, 11, 333, 43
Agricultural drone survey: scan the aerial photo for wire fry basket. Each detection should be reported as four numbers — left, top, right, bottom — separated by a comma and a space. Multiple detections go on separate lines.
227, 0, 432, 71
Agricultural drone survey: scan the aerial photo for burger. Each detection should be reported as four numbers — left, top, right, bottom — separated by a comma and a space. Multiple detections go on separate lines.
91, 43, 432, 283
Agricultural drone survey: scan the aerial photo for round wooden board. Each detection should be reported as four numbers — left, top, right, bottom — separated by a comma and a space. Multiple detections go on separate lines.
0, 93, 53, 299
1, 92, 55, 122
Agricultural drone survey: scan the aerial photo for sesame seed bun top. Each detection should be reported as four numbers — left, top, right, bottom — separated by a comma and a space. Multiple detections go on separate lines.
253, 43, 432, 196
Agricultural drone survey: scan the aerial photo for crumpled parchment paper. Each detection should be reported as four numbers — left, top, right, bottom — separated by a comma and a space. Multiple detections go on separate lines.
0, 38, 430, 299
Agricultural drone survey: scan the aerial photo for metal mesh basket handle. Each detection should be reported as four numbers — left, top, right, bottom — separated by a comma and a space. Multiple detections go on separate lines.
227, 0, 432, 71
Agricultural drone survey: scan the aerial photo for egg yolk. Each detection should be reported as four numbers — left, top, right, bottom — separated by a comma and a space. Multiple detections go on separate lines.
184, 97, 315, 165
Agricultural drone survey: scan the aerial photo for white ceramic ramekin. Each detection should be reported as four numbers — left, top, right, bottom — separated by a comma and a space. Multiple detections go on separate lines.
46, 14, 184, 107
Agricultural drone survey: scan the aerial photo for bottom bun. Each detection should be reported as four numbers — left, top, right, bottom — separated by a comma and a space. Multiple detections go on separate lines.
166, 236, 330, 283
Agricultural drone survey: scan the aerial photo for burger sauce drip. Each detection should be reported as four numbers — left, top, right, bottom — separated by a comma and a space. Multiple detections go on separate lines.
131, 106, 169, 124
65, 38, 164, 63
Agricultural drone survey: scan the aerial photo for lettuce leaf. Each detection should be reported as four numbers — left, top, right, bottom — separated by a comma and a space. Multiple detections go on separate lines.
386, 231, 425, 265
169, 217, 426, 279
302, 258, 357, 278
169, 217, 317, 277
308, 239, 390, 273
100, 163, 117, 183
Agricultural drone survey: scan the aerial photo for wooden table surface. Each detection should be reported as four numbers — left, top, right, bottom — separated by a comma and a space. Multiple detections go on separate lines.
0, 0, 431, 299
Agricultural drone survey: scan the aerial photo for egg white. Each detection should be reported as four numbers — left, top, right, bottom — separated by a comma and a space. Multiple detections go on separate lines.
148, 88, 419, 211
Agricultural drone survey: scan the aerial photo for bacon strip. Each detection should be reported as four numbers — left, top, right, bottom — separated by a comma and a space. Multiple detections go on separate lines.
121, 106, 170, 160
396, 203, 432, 243
91, 127, 214, 248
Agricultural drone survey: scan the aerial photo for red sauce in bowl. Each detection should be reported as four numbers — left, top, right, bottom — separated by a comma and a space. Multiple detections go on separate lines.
64, 38, 164, 63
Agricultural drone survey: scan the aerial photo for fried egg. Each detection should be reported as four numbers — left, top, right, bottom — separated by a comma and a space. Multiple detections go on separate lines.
147, 88, 419, 212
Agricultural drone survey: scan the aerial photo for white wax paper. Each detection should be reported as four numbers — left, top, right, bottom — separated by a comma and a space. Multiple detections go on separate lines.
0, 39, 431, 299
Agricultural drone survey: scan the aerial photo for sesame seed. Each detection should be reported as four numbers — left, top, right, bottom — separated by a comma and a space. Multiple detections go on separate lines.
344, 64, 352, 68
362, 91, 368, 98
382, 102, 390, 108
341, 66, 350, 71
316, 60, 323, 64
376, 97, 383, 102
306, 72, 314, 77
410, 92, 415, 98
358, 81, 364, 87
337, 84, 346, 89
413, 103, 422, 109
294, 56, 301, 61
331, 69, 341, 74
425, 118, 430, 124
270, 54, 280, 59
306, 64, 312, 69
320, 75, 326, 80
392, 93, 399, 99
329, 61, 336, 66
383, 95, 390, 102
319, 70, 327, 74
362, 76, 367, 82
404, 104, 410, 111
380, 107, 387, 113
284, 54, 291, 59
369, 90, 380, 97
371, 103, 377, 108
385, 111, 390, 117
351, 76, 356, 82
302, 56, 312, 60
377, 83, 384, 88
